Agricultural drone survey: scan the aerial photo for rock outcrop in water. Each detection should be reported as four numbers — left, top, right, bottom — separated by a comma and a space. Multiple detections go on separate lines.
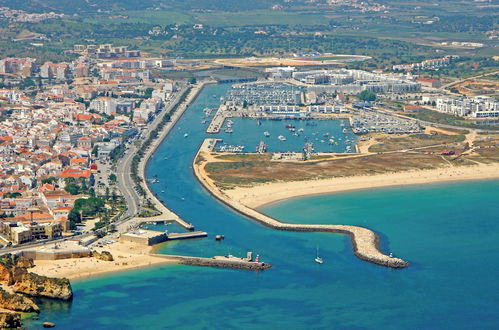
14, 272, 73, 301
0, 252, 73, 329
0, 311, 22, 329
0, 288, 39, 313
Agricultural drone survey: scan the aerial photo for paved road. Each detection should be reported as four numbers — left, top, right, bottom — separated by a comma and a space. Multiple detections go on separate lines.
440, 69, 499, 90
115, 86, 189, 224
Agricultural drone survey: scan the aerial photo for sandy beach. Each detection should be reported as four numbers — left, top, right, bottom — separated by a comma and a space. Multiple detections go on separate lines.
224, 163, 499, 208
30, 241, 176, 280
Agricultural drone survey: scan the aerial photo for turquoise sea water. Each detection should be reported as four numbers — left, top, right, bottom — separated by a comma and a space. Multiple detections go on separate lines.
24, 84, 499, 329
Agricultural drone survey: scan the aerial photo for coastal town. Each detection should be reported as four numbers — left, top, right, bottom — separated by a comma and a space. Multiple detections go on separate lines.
0, 40, 495, 245
0, 15, 497, 328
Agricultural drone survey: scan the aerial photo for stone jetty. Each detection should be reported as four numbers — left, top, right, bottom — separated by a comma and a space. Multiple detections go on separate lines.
151, 254, 272, 271
193, 139, 409, 269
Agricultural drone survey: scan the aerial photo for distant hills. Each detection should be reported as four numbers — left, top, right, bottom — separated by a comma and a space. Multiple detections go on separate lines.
0, 0, 288, 14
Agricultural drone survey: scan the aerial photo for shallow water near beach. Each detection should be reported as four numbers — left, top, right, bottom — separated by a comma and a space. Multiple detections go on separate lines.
25, 84, 499, 329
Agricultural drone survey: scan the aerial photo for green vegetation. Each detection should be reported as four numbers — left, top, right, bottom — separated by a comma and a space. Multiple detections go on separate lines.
64, 177, 93, 195
18, 78, 35, 89
68, 197, 105, 229
369, 134, 466, 153
41, 176, 57, 184
205, 152, 453, 189
2, 192, 22, 198
408, 110, 499, 130
130, 87, 192, 198
358, 90, 376, 102
109, 173, 117, 184
1, 0, 497, 63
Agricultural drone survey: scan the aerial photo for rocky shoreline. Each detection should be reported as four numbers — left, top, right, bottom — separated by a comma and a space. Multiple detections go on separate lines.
0, 254, 73, 328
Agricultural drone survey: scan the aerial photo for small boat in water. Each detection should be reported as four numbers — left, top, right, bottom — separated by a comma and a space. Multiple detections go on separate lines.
264, 131, 270, 137
184, 133, 189, 138
278, 135, 286, 141
315, 247, 324, 264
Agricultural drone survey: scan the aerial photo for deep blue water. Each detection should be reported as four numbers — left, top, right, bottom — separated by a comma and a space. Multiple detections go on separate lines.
24, 84, 499, 329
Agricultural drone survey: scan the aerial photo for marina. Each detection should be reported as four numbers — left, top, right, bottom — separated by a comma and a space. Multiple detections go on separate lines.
213, 117, 357, 153
25, 83, 499, 330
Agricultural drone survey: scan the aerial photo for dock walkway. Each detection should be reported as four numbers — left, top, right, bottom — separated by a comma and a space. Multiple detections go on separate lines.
206, 107, 227, 133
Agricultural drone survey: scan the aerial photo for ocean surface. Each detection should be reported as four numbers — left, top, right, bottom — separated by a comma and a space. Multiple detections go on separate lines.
25, 84, 499, 329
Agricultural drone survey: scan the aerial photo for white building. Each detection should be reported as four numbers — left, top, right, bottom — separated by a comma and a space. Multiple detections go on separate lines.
89, 97, 116, 115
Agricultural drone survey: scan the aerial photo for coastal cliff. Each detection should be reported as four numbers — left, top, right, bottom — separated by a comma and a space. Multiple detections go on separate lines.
14, 273, 73, 301
0, 252, 73, 329
0, 255, 33, 286
0, 312, 22, 329
0, 288, 39, 313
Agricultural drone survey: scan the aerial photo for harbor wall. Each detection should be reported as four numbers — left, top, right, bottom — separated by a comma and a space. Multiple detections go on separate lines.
192, 140, 409, 269
138, 80, 217, 230
151, 254, 272, 271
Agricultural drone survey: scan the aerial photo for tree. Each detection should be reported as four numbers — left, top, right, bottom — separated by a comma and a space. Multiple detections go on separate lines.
64, 182, 80, 195
19, 78, 35, 89
2, 192, 22, 198
91, 145, 99, 157
68, 209, 81, 229
41, 176, 57, 184
109, 173, 117, 184
358, 90, 376, 102
144, 88, 154, 98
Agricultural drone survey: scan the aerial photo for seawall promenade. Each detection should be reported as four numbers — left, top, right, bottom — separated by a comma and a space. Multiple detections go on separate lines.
193, 139, 409, 269
133, 81, 217, 230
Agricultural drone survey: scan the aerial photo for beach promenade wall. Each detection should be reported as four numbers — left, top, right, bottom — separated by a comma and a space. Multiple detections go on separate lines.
19, 249, 91, 260
193, 139, 409, 269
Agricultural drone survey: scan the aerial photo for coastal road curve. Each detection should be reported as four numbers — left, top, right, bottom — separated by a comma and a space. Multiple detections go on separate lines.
114, 85, 191, 228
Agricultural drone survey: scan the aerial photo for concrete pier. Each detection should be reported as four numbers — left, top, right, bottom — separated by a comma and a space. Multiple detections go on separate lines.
199, 138, 221, 154
166, 231, 208, 240
206, 107, 227, 133
151, 254, 272, 271
193, 139, 409, 269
